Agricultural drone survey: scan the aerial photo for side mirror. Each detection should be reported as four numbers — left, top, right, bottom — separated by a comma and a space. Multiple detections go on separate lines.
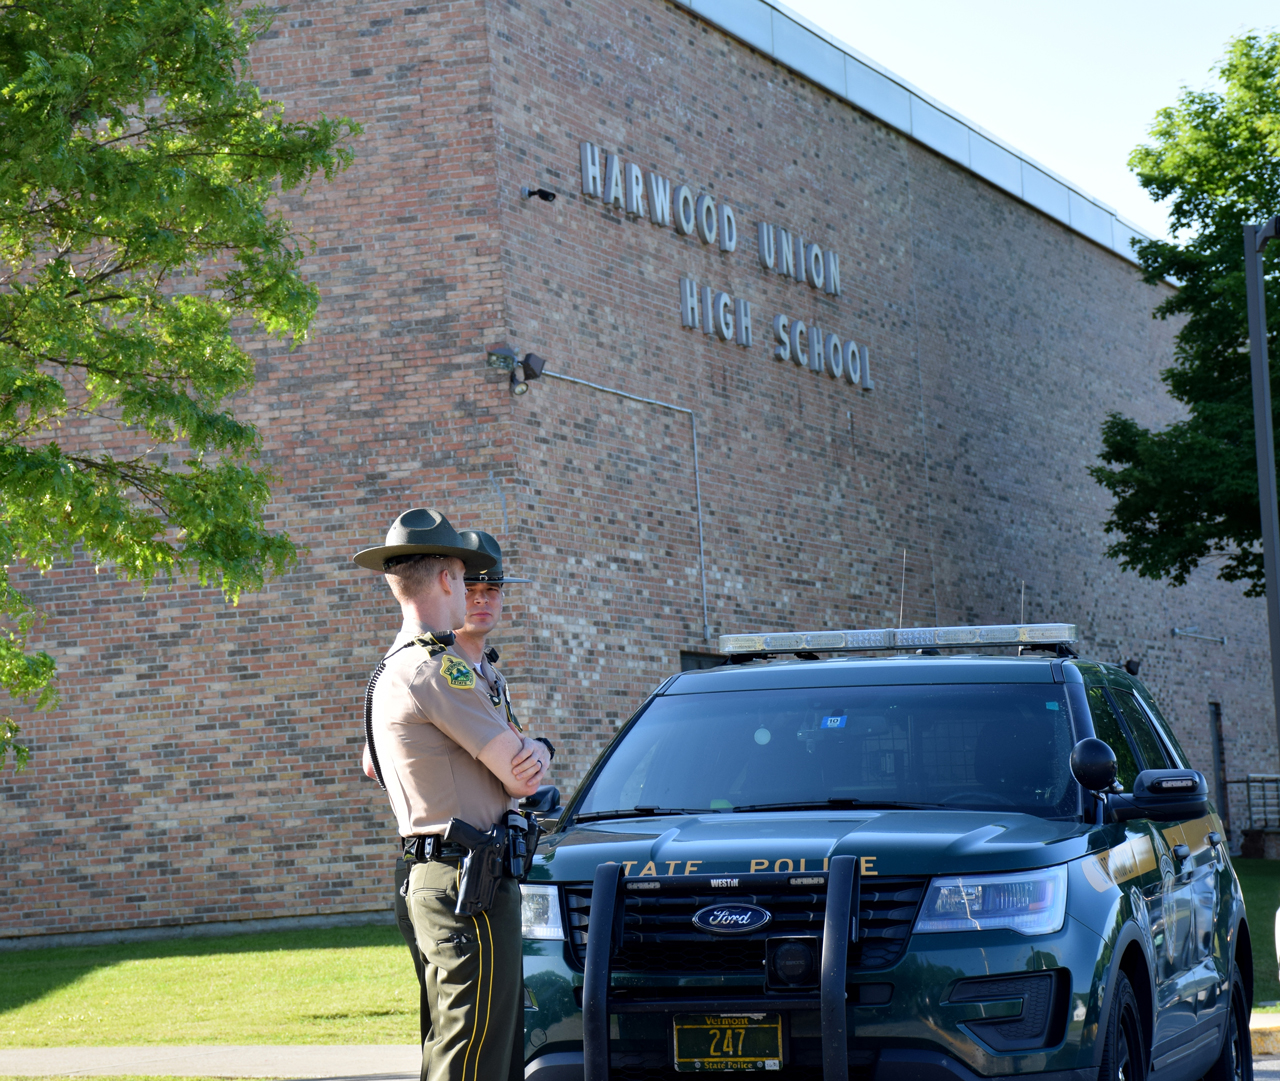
1109, 770, 1208, 823
521, 785, 561, 815
1070, 738, 1118, 793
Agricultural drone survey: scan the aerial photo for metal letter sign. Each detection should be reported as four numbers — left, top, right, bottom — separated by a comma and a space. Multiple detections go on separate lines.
576, 140, 875, 397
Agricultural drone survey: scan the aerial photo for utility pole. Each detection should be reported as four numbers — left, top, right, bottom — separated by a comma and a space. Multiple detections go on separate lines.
1243, 216, 1280, 768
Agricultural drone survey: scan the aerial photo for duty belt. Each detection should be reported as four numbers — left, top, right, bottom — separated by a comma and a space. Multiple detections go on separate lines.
401, 835, 469, 862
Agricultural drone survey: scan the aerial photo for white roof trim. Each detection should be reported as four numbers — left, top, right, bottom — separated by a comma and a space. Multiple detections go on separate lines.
672, 0, 1152, 264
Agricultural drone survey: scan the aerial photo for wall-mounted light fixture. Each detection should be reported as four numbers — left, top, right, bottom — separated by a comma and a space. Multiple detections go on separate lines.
521, 187, 557, 203
485, 344, 548, 396
510, 352, 546, 395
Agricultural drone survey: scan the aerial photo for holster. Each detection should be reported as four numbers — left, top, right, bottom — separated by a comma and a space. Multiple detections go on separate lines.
444, 818, 505, 916
443, 811, 544, 916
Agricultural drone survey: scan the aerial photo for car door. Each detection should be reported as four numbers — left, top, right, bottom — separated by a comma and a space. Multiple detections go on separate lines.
1086, 685, 1196, 1053
1112, 688, 1229, 1042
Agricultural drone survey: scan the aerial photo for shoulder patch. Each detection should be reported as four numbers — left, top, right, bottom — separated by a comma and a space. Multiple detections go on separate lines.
412, 632, 449, 657
440, 654, 476, 690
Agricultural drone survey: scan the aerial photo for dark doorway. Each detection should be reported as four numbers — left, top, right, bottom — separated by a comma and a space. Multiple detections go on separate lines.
1209, 701, 1230, 836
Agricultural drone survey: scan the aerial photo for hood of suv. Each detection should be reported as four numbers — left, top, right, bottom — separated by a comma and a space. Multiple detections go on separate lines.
532, 809, 1095, 882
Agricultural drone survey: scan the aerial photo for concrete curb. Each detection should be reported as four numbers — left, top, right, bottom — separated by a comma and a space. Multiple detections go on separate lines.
0, 1045, 419, 1078
1255, 1014, 1280, 1055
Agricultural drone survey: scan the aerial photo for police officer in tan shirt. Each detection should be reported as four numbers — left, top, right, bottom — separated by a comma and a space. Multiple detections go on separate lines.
355, 508, 542, 1081
456, 529, 555, 772
364, 528, 549, 1053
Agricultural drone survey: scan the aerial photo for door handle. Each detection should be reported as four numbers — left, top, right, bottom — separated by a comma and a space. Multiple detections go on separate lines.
1172, 844, 1191, 861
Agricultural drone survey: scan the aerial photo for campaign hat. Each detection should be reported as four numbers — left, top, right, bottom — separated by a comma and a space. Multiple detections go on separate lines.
460, 530, 532, 584
352, 509, 497, 573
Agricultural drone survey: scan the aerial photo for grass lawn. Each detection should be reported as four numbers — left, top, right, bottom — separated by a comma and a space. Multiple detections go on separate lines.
1236, 859, 1280, 1007
0, 926, 420, 1047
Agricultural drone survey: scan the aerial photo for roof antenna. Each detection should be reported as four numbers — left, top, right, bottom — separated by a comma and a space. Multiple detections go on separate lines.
1020, 580, 1025, 624
898, 549, 907, 629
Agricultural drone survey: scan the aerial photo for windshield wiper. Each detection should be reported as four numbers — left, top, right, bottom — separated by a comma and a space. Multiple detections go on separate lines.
573, 807, 715, 822
731, 798, 947, 812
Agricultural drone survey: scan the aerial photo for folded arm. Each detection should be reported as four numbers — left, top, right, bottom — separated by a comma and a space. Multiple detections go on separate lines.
479, 728, 544, 797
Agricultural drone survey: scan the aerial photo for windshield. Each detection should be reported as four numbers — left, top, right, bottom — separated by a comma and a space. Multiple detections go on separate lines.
574, 683, 1079, 819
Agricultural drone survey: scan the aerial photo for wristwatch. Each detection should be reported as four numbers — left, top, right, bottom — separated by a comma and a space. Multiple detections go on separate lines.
534, 736, 556, 761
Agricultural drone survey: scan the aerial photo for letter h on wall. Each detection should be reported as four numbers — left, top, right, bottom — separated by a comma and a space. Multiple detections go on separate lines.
580, 142, 601, 198
680, 278, 700, 329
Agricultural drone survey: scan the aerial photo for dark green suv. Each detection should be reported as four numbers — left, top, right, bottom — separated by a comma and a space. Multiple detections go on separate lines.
518, 625, 1251, 1081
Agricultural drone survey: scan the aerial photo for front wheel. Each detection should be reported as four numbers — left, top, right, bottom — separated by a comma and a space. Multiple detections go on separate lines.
1099, 971, 1146, 1081
1204, 967, 1253, 1081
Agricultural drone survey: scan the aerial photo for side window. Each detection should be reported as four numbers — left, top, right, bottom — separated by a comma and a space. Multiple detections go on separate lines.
1133, 691, 1189, 768
1087, 686, 1141, 790
1110, 689, 1172, 770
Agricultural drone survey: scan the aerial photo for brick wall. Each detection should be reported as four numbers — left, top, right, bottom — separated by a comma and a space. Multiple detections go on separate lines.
1, 0, 1267, 939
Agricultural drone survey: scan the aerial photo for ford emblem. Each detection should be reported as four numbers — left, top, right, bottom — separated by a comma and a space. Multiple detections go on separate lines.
691, 903, 772, 935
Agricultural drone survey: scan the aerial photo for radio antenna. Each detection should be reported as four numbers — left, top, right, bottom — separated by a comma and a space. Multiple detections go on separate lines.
898, 549, 907, 629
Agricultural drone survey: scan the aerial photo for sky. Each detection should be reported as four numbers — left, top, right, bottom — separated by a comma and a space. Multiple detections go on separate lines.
785, 0, 1278, 242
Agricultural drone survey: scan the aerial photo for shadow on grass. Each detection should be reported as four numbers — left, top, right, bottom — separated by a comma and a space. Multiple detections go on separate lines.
0, 925, 405, 1016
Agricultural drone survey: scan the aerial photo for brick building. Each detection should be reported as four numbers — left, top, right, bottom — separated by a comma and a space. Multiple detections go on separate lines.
2, 0, 1271, 944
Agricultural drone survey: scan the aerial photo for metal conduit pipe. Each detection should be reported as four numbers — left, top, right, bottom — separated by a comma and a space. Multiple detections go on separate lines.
540, 370, 711, 642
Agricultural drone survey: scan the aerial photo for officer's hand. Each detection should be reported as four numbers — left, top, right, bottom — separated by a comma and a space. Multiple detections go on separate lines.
511, 736, 549, 782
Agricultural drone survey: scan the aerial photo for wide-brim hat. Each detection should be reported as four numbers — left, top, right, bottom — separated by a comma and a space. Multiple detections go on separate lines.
352, 509, 497, 573
459, 529, 532, 584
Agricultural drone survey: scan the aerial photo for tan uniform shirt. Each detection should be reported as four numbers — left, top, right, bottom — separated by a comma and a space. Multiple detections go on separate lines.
372, 626, 516, 837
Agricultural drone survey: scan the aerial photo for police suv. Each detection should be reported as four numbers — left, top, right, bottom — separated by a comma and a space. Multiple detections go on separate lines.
518, 624, 1251, 1081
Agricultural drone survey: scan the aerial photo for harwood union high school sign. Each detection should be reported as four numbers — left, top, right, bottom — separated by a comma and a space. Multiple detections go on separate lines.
578, 140, 875, 393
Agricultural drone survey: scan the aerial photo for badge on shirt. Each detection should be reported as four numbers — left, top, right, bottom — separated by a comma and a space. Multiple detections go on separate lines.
440, 655, 476, 690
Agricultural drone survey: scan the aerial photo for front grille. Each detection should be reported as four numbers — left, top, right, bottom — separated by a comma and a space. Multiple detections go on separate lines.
564, 875, 926, 976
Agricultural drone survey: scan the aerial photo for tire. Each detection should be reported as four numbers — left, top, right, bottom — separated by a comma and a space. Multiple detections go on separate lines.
1204, 968, 1253, 1081
1099, 972, 1146, 1081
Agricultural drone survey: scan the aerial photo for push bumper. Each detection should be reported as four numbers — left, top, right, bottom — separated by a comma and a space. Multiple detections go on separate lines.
582, 857, 858, 1081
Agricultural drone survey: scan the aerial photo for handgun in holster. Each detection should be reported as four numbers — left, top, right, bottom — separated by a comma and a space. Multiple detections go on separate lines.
444, 818, 505, 917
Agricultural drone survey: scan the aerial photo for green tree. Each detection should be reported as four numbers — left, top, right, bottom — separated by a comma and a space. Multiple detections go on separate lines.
0, 0, 360, 769
1091, 32, 1280, 597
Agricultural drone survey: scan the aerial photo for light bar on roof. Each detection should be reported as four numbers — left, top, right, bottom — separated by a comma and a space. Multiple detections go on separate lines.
717, 623, 1078, 655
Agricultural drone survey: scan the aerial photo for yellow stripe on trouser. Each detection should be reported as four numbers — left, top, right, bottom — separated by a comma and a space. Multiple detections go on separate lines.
407, 860, 521, 1081
460, 913, 493, 1081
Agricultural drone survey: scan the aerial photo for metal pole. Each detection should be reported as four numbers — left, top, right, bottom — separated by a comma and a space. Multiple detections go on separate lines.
1244, 218, 1280, 769
540, 370, 712, 642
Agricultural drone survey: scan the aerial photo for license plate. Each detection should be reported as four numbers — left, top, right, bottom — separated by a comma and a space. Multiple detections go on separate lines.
672, 1013, 783, 1072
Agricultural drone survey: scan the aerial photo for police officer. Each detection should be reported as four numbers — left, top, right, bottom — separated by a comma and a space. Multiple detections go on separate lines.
456, 529, 555, 772
355, 508, 543, 1081
370, 528, 549, 1052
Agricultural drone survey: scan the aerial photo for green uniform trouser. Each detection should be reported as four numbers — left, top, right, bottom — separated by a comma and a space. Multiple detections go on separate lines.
407, 859, 522, 1081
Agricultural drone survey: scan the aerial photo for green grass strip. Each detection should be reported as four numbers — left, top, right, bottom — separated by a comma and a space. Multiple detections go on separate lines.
0, 926, 420, 1047
1235, 859, 1280, 1008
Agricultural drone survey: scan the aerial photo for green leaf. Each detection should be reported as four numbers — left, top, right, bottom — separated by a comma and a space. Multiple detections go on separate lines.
1096, 31, 1280, 597
0, 0, 361, 770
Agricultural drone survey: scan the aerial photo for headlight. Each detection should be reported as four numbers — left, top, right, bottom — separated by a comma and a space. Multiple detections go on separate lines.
913, 865, 1067, 936
520, 883, 565, 940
